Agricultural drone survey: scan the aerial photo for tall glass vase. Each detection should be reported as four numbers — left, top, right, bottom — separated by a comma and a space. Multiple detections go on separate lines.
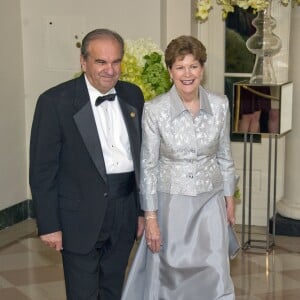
246, 3, 282, 84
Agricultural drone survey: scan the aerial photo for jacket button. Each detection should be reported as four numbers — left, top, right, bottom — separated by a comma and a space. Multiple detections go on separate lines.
103, 192, 108, 197
188, 173, 194, 178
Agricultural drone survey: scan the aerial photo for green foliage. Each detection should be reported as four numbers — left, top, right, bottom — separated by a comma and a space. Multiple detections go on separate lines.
225, 28, 255, 73
142, 52, 172, 98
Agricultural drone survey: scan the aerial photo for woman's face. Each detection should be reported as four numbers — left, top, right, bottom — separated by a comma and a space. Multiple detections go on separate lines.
168, 54, 203, 98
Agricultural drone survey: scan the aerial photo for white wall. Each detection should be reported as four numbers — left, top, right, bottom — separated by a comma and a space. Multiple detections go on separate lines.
0, 0, 27, 210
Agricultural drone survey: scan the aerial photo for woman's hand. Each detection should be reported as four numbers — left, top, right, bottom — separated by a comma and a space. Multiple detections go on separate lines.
225, 196, 236, 226
145, 212, 162, 253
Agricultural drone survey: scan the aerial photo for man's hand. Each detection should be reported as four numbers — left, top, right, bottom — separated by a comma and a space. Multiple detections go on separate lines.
40, 231, 63, 251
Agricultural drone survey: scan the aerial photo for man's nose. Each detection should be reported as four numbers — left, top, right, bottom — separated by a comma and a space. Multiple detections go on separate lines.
105, 64, 114, 74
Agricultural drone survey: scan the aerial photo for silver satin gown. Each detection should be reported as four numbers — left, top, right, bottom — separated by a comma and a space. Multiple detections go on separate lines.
122, 86, 236, 300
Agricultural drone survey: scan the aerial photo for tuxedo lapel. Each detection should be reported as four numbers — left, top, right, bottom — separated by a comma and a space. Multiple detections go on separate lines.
72, 77, 141, 186
73, 76, 107, 183
118, 97, 141, 187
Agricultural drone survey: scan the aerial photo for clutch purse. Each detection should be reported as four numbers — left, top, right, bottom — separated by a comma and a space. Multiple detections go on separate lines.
228, 225, 241, 260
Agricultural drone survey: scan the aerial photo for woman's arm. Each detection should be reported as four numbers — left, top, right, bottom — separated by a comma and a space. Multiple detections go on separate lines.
140, 103, 162, 252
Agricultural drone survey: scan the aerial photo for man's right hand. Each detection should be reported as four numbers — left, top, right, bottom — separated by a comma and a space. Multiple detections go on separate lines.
40, 231, 63, 251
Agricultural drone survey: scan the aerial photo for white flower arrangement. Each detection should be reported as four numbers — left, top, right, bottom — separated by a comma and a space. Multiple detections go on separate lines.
120, 38, 171, 101
195, 0, 300, 21
123, 39, 164, 67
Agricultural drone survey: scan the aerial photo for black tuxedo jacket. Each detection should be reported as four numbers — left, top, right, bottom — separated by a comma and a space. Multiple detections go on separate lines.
29, 75, 144, 254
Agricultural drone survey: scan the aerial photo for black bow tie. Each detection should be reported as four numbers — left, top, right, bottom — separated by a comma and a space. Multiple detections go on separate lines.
95, 93, 116, 106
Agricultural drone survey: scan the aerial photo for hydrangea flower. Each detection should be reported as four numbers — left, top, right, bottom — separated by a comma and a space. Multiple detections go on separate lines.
120, 39, 172, 101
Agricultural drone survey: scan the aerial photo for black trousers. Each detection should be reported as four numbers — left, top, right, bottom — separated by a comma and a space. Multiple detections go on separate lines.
61, 172, 137, 300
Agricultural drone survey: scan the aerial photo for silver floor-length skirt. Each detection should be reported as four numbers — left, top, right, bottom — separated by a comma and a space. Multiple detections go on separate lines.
122, 189, 235, 300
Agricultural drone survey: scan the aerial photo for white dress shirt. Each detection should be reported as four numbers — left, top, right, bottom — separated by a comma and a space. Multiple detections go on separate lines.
84, 75, 134, 174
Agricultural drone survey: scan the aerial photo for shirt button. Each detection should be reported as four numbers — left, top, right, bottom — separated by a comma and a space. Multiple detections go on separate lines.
103, 192, 108, 197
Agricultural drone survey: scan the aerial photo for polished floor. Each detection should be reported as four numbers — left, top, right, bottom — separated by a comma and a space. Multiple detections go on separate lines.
1, 219, 300, 299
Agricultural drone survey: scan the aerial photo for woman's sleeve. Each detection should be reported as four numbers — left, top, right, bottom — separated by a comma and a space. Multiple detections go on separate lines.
140, 103, 161, 211
217, 96, 236, 196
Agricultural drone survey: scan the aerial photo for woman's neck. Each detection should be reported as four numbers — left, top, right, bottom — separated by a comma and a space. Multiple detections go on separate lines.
178, 92, 200, 117
177, 89, 199, 104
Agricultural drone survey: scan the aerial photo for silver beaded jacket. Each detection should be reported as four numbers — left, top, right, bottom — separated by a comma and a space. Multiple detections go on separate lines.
140, 85, 236, 211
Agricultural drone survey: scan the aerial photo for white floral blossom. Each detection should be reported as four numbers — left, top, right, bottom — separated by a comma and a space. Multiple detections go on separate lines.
196, 0, 299, 21
195, 0, 213, 20
124, 39, 164, 67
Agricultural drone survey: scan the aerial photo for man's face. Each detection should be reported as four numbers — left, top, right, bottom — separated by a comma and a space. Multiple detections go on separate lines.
80, 38, 122, 93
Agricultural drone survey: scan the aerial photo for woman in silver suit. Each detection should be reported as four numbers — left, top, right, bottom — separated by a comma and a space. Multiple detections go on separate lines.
122, 35, 236, 300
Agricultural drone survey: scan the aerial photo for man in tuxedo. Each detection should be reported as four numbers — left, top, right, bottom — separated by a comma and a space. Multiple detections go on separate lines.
29, 28, 145, 300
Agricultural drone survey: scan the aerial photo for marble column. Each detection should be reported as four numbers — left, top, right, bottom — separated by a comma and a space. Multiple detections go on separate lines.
277, 7, 300, 221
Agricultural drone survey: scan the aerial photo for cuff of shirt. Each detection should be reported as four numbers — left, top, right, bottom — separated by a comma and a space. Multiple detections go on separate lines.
140, 193, 158, 211
223, 176, 237, 196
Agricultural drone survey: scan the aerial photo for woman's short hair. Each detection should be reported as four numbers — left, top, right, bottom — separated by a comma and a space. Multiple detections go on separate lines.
81, 28, 124, 59
165, 35, 207, 68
